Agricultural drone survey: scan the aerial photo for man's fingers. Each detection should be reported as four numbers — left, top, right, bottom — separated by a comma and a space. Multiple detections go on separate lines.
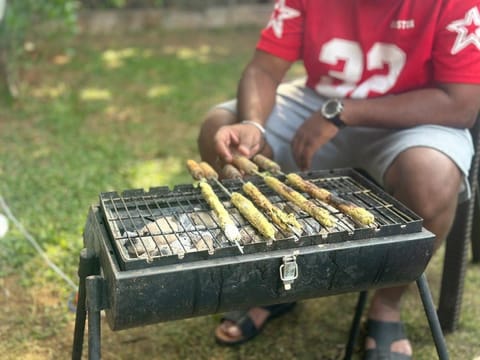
216, 142, 234, 162
214, 128, 241, 162
237, 142, 261, 158
291, 132, 306, 169
214, 124, 264, 163
301, 146, 315, 170
214, 136, 235, 162
292, 131, 316, 171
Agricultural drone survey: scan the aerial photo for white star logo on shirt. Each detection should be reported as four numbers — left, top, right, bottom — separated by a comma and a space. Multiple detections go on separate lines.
447, 6, 480, 55
266, 0, 301, 39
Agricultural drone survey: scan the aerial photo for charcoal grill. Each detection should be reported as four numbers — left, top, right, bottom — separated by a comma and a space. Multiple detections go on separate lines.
71, 168, 449, 359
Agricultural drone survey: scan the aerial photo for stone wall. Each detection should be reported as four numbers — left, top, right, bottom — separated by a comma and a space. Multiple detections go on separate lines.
80, 0, 272, 10
77, 4, 272, 33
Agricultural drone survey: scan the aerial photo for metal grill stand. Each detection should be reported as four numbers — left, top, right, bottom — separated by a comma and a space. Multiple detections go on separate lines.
71, 249, 449, 360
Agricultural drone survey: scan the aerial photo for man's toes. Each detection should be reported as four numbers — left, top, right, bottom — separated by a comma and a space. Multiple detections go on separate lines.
224, 324, 241, 337
218, 320, 242, 338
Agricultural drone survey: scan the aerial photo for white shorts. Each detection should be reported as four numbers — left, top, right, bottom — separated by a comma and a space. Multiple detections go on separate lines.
215, 78, 474, 201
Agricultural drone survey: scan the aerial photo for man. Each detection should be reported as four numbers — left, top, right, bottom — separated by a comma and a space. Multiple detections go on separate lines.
197, 0, 480, 358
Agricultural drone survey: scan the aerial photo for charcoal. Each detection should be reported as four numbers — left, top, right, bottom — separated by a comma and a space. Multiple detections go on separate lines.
124, 233, 158, 257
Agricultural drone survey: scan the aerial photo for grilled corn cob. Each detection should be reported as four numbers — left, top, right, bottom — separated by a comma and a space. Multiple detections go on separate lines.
230, 191, 276, 240
196, 161, 275, 240
286, 173, 330, 201
198, 181, 241, 242
264, 175, 335, 228
186, 159, 205, 181
252, 154, 282, 174
232, 155, 259, 175
199, 161, 218, 180
242, 181, 302, 233
221, 164, 243, 180
330, 196, 375, 226
286, 173, 375, 225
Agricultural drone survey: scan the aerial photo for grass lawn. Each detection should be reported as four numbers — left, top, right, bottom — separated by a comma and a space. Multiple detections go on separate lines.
0, 26, 479, 359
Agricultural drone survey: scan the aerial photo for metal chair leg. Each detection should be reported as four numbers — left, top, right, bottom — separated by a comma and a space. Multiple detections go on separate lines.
471, 182, 480, 263
417, 273, 449, 360
438, 200, 471, 333
344, 291, 368, 360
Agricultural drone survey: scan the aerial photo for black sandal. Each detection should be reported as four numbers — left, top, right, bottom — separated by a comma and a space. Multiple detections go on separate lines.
214, 302, 296, 346
364, 319, 412, 360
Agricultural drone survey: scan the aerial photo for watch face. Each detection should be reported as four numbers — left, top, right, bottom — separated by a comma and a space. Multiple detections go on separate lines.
323, 99, 341, 118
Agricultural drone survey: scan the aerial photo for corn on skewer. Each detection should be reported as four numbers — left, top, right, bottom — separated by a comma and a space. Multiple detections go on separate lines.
264, 175, 335, 228
231, 156, 335, 227
186, 159, 205, 181
221, 164, 303, 238
242, 181, 303, 236
286, 173, 375, 226
250, 155, 375, 226
230, 156, 334, 227
198, 161, 277, 242
252, 154, 282, 174
197, 181, 244, 252
232, 155, 259, 176
230, 192, 277, 242
221, 163, 244, 180
187, 160, 276, 246
198, 161, 220, 181
186, 160, 243, 253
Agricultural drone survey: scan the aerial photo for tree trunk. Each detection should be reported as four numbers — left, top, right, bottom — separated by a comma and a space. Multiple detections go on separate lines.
0, 0, 19, 99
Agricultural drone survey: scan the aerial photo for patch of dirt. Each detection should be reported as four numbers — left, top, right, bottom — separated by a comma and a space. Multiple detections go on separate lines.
0, 275, 75, 359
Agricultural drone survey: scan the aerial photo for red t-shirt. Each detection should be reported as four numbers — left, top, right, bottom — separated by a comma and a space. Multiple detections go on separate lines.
257, 0, 480, 98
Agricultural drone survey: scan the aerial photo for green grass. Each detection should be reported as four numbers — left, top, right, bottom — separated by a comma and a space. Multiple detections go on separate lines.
0, 27, 479, 359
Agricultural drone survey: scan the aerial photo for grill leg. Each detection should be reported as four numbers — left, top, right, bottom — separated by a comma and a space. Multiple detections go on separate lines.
344, 291, 368, 360
86, 275, 104, 360
72, 248, 100, 360
345, 275, 449, 360
417, 273, 449, 360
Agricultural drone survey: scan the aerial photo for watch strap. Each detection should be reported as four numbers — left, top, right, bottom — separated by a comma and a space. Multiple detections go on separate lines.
327, 114, 346, 128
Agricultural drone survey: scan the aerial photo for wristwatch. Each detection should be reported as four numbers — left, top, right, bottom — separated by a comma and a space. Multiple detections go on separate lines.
321, 98, 346, 128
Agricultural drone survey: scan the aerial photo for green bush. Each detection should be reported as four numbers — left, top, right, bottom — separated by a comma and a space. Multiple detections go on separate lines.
0, 0, 77, 98
3, 0, 77, 37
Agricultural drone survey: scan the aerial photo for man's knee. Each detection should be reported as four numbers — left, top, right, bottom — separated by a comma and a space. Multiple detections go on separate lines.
384, 147, 462, 221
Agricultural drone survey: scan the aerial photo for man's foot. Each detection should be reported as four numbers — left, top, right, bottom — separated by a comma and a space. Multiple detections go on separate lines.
364, 319, 412, 359
214, 302, 296, 346
366, 286, 412, 358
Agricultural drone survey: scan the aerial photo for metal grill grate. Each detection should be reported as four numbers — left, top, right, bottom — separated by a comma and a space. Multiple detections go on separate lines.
99, 169, 422, 270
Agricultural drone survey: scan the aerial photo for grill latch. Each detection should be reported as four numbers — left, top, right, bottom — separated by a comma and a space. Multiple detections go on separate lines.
279, 255, 298, 290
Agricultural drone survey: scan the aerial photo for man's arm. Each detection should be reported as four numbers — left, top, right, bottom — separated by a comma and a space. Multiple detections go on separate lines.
236, 49, 293, 126
342, 83, 480, 129
292, 82, 480, 171
213, 50, 292, 162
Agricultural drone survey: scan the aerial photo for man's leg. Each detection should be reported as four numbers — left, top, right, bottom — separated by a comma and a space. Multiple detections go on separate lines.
366, 146, 462, 356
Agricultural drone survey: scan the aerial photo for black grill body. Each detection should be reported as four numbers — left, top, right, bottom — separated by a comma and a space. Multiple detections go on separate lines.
81, 168, 435, 330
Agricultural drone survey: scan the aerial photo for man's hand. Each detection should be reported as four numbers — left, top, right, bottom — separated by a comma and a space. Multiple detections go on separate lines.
291, 111, 339, 171
214, 123, 265, 163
